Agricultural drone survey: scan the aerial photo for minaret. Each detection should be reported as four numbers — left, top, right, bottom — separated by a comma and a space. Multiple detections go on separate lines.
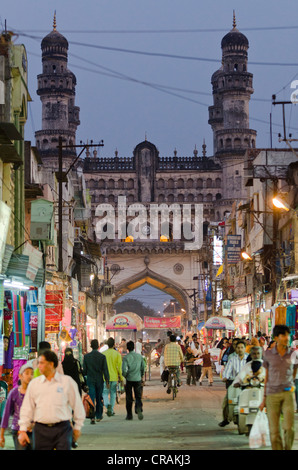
208, 12, 257, 157
208, 13, 257, 207
35, 13, 80, 165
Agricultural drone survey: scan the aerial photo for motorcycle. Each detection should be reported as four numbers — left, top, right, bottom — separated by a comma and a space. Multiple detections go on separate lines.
152, 349, 160, 367
237, 376, 265, 436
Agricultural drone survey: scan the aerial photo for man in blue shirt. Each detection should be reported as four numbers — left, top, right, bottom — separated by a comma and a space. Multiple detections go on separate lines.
83, 339, 109, 424
122, 341, 145, 421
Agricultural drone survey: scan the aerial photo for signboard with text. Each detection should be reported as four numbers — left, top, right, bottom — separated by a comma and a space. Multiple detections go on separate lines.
226, 235, 242, 264
144, 316, 181, 329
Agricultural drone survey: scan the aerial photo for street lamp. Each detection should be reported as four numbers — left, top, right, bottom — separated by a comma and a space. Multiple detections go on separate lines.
272, 196, 290, 212
241, 251, 253, 261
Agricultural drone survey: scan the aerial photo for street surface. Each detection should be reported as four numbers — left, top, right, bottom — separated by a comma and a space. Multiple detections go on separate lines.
2, 367, 298, 452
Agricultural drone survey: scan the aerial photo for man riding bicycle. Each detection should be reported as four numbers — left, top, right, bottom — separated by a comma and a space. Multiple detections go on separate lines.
164, 335, 184, 393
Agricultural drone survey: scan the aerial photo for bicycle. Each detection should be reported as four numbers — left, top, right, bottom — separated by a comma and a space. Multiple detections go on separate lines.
116, 380, 125, 404
167, 367, 179, 400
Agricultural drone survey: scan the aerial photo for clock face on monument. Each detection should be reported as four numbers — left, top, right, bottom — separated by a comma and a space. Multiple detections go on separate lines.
141, 224, 151, 236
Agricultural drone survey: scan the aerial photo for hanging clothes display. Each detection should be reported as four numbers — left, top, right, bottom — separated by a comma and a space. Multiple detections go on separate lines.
275, 305, 287, 325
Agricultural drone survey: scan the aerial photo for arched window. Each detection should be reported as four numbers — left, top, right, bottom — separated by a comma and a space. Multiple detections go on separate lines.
98, 179, 105, 189
118, 179, 124, 189
197, 178, 203, 189
216, 193, 222, 200
167, 178, 174, 189
197, 194, 204, 202
206, 193, 213, 202
158, 194, 165, 203
215, 178, 221, 188
177, 194, 184, 203
108, 179, 115, 189
127, 178, 134, 189
206, 178, 212, 188
234, 138, 241, 148
177, 178, 184, 189
186, 178, 194, 189
157, 179, 165, 189
167, 194, 174, 203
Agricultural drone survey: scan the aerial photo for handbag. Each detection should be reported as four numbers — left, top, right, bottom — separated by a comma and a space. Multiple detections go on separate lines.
82, 393, 95, 419
249, 410, 271, 449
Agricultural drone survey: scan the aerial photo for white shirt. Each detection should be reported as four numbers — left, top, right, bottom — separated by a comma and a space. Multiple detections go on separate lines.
19, 372, 86, 432
232, 361, 266, 386
135, 342, 143, 355
223, 353, 249, 380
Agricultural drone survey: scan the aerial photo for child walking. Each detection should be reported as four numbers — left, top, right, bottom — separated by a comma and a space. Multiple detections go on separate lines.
0, 363, 34, 450
199, 347, 213, 386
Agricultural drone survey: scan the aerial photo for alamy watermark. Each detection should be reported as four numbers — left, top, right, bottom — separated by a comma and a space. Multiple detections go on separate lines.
290, 80, 298, 104
95, 196, 203, 250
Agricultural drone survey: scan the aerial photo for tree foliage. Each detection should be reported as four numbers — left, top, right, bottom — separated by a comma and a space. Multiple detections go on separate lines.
114, 298, 158, 319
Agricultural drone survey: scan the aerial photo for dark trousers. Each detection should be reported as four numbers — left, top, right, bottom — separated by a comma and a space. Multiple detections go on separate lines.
186, 365, 196, 385
88, 380, 104, 419
125, 381, 143, 418
33, 421, 72, 450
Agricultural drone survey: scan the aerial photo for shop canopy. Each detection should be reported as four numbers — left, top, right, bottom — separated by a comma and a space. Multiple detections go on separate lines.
105, 312, 143, 331
204, 316, 235, 331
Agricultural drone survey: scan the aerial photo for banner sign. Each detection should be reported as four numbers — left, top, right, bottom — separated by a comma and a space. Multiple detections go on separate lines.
106, 314, 138, 331
45, 290, 64, 323
226, 235, 242, 264
144, 316, 181, 329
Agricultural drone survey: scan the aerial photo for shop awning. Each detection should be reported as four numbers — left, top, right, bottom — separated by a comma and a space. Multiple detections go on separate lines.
205, 316, 235, 331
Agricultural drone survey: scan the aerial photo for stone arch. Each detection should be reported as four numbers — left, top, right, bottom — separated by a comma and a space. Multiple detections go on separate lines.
113, 267, 190, 311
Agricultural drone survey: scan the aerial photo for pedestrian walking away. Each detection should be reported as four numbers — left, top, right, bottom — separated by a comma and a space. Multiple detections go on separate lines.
83, 339, 110, 424
102, 337, 124, 417
122, 340, 145, 421
0, 363, 34, 450
164, 334, 184, 391
18, 350, 85, 450
62, 347, 86, 396
260, 325, 298, 450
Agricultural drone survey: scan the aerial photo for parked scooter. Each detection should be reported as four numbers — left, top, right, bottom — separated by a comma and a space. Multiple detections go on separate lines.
237, 376, 265, 436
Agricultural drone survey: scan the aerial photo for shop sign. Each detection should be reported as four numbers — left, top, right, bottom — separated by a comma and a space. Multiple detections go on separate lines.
45, 291, 63, 322
143, 316, 181, 329
222, 300, 231, 317
226, 235, 242, 264
78, 292, 86, 313
71, 278, 79, 303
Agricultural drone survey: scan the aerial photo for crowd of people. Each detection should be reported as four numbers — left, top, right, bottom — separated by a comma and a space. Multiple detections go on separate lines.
0, 336, 149, 450
0, 325, 297, 451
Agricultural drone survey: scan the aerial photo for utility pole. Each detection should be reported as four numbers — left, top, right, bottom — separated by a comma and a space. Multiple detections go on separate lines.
57, 137, 104, 272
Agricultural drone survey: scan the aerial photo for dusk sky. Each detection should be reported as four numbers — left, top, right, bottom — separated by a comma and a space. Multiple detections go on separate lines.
2, 0, 298, 314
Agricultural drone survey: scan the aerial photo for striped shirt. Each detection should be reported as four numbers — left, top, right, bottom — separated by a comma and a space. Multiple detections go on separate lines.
223, 353, 249, 380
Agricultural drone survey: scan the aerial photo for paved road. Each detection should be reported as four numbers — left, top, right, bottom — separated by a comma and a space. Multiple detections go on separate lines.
2, 367, 298, 452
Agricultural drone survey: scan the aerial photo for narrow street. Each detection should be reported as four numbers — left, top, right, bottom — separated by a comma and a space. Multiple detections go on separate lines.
3, 368, 298, 453
78, 368, 298, 451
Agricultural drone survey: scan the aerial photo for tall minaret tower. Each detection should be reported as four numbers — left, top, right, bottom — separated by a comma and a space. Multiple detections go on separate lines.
208, 13, 257, 208
35, 13, 80, 165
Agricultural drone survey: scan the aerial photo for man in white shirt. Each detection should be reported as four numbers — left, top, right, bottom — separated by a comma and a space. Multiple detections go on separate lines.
18, 349, 85, 450
232, 346, 265, 387
219, 340, 248, 427
135, 338, 143, 355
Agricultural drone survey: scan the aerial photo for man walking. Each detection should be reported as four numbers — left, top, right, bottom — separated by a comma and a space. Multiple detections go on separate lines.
18, 350, 85, 450
83, 339, 109, 424
122, 341, 145, 421
260, 325, 298, 450
219, 339, 248, 427
102, 337, 123, 417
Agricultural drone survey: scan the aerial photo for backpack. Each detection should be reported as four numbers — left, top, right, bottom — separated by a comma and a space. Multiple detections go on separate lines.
161, 369, 169, 382
82, 394, 95, 419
